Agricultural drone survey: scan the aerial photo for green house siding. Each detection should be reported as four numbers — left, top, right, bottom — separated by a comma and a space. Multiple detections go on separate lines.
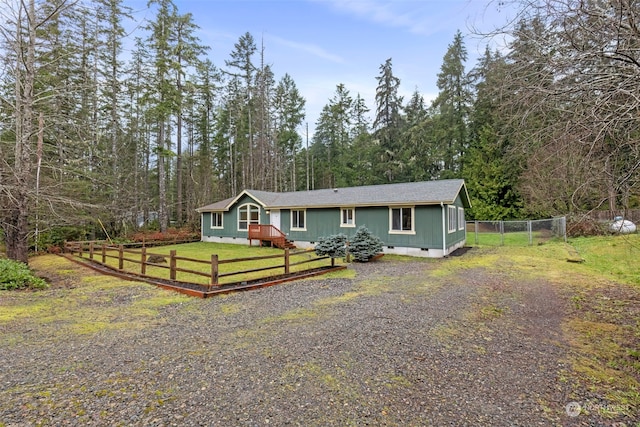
444, 195, 467, 249
201, 194, 268, 239
203, 201, 466, 252
277, 205, 455, 250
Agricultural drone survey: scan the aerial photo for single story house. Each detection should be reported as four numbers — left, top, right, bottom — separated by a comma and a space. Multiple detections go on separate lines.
196, 179, 471, 258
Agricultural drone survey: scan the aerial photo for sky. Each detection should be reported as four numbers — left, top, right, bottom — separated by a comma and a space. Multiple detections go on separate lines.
128, 0, 514, 137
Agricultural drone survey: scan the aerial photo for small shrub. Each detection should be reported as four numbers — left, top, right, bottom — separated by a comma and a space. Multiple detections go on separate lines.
314, 233, 348, 259
0, 258, 48, 290
35, 226, 88, 250
349, 226, 383, 262
567, 217, 608, 237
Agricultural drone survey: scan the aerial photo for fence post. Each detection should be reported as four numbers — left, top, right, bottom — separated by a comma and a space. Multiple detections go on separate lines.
141, 247, 147, 275
210, 254, 218, 288
500, 221, 505, 246
170, 250, 177, 280
528, 220, 533, 246
118, 245, 124, 270
284, 248, 290, 274
89, 242, 94, 260
475, 220, 479, 245
101, 244, 106, 264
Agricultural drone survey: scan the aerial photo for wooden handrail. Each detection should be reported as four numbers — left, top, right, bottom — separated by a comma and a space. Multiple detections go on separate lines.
248, 224, 286, 240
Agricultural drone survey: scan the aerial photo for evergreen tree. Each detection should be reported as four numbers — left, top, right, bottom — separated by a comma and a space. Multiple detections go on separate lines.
373, 58, 404, 182
348, 94, 375, 186
349, 226, 383, 262
310, 84, 353, 188
94, 0, 134, 232
172, 11, 207, 226
253, 53, 275, 191
186, 58, 222, 224
465, 47, 523, 220
314, 233, 347, 259
145, 0, 181, 232
225, 32, 257, 191
272, 73, 306, 191
431, 30, 472, 178
402, 89, 440, 180
124, 36, 154, 229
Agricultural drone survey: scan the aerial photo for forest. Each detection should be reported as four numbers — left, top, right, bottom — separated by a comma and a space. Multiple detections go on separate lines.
1, 0, 639, 263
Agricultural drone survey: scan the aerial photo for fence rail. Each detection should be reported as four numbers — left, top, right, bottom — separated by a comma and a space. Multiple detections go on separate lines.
466, 217, 566, 246
63, 240, 332, 290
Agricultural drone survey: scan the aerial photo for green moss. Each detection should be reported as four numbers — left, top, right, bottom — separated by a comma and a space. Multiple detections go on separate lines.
385, 374, 413, 389
0, 301, 50, 322
479, 305, 508, 320
0, 255, 189, 343
219, 302, 241, 314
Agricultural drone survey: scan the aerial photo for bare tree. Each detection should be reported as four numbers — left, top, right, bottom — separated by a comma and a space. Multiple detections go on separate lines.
485, 0, 640, 215
0, 0, 74, 263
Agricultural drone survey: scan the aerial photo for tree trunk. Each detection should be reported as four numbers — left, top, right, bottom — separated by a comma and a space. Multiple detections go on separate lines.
158, 121, 168, 233
4, 0, 37, 264
176, 95, 183, 226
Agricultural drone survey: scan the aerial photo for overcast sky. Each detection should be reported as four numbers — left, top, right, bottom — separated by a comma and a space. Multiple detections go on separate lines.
129, 0, 513, 137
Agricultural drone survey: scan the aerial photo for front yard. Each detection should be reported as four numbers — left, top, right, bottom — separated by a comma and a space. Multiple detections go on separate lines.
0, 235, 638, 425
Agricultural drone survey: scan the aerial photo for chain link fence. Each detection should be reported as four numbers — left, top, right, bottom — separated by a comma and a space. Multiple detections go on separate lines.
466, 217, 567, 246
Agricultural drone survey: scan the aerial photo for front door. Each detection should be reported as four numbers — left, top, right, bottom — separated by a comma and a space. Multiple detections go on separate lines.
269, 209, 281, 230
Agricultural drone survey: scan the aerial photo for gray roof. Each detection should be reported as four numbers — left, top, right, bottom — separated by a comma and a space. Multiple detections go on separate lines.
196, 179, 470, 212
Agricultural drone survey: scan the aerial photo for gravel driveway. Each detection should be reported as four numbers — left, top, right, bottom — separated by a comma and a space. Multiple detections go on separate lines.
0, 254, 622, 426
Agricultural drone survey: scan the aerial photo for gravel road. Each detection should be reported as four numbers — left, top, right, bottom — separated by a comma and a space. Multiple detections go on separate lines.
0, 254, 625, 426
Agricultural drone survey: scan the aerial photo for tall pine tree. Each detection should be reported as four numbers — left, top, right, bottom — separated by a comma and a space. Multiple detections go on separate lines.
373, 58, 404, 182
431, 30, 471, 178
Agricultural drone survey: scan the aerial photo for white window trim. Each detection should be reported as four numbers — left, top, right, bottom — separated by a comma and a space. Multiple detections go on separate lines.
237, 203, 260, 231
211, 212, 223, 229
458, 207, 465, 231
340, 207, 356, 228
448, 205, 457, 233
291, 209, 307, 231
389, 206, 416, 235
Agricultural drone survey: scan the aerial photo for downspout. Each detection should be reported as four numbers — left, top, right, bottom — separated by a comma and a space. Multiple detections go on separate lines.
441, 202, 447, 257
200, 212, 204, 241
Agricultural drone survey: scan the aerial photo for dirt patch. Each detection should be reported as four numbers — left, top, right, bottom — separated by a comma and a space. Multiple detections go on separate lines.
450, 246, 473, 256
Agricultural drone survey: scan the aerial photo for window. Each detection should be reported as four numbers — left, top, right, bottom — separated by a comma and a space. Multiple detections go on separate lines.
238, 204, 260, 230
458, 207, 465, 231
291, 209, 306, 230
448, 206, 457, 233
340, 208, 355, 227
390, 207, 414, 233
211, 212, 223, 229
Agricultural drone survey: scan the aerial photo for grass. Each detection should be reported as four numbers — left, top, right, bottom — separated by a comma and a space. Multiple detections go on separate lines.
569, 234, 640, 286
1, 255, 192, 343
79, 241, 341, 285
467, 230, 565, 247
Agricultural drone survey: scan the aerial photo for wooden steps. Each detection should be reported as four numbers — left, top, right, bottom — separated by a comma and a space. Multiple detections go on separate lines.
249, 224, 296, 250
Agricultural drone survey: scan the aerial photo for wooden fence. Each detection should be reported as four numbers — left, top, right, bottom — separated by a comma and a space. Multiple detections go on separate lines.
63, 240, 334, 290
